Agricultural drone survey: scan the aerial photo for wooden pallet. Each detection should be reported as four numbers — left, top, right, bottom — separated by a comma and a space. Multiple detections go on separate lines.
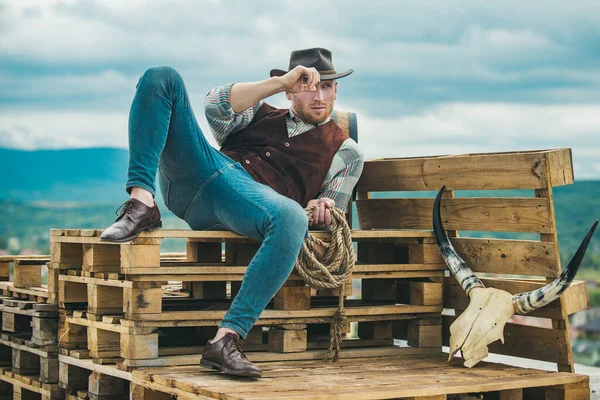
58, 355, 131, 399
0, 297, 58, 347
0, 366, 62, 400
355, 148, 590, 373
0, 332, 58, 384
58, 296, 442, 368
0, 255, 54, 304
129, 353, 590, 400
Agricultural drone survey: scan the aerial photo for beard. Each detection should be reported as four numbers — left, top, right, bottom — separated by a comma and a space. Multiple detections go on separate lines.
292, 102, 333, 124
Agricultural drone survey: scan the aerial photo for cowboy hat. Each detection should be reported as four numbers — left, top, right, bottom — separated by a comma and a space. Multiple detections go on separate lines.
270, 48, 353, 80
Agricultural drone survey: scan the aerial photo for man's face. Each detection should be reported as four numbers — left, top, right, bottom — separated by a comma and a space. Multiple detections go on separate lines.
286, 79, 337, 124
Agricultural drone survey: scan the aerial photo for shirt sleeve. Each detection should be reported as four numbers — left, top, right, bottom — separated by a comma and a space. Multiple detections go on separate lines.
318, 138, 365, 213
204, 83, 263, 146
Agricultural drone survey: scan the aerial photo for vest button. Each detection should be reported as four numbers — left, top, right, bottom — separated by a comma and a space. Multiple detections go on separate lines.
284, 142, 290, 147
265, 152, 271, 157
245, 160, 250, 164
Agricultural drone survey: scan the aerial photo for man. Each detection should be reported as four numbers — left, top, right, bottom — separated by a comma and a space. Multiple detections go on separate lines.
100, 48, 364, 378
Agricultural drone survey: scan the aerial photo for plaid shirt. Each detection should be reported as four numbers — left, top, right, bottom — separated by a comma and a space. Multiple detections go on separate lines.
204, 83, 364, 212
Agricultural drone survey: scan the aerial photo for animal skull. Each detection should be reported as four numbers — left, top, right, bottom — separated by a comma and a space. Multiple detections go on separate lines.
433, 186, 598, 368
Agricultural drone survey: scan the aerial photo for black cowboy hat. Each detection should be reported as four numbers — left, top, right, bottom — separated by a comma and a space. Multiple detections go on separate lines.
270, 48, 353, 80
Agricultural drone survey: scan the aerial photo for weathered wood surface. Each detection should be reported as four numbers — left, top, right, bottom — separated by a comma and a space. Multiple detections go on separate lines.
444, 278, 589, 319
357, 148, 573, 192
130, 353, 589, 400
356, 197, 552, 232
413, 238, 559, 277
442, 316, 571, 365
51, 228, 434, 241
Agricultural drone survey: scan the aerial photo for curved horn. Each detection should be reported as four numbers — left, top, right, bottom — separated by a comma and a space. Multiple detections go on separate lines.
513, 220, 598, 315
433, 186, 484, 297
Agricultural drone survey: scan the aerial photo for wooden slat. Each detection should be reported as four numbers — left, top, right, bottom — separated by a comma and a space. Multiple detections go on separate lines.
50, 229, 434, 243
125, 304, 442, 323
444, 278, 588, 319
357, 198, 552, 233
443, 316, 571, 365
436, 238, 559, 277
357, 148, 572, 192
128, 353, 588, 400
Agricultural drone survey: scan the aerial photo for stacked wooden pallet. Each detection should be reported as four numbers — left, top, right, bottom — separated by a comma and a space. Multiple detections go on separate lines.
0, 294, 62, 399
52, 228, 445, 370
0, 255, 55, 304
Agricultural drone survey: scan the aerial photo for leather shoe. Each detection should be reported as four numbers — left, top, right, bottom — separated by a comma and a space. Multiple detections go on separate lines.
200, 333, 262, 378
99, 198, 162, 243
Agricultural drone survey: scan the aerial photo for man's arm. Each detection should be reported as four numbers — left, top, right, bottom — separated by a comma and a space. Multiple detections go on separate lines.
205, 66, 321, 145
309, 139, 365, 228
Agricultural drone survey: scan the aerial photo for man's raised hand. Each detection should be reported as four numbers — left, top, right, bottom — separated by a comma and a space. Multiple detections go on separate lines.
279, 65, 320, 93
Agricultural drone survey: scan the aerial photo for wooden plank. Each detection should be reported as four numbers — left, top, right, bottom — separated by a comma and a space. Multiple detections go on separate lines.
51, 229, 434, 243
128, 353, 588, 399
356, 198, 552, 233
82, 244, 121, 273
124, 346, 440, 367
444, 278, 588, 319
443, 316, 571, 364
356, 148, 572, 192
124, 304, 442, 323
442, 237, 559, 277
58, 354, 131, 381
121, 243, 161, 269
410, 282, 443, 306
268, 328, 307, 353
13, 260, 42, 288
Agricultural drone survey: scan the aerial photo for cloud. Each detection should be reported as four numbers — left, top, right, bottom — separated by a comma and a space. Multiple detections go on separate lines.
0, 0, 599, 177
2, 100, 598, 180
356, 102, 600, 180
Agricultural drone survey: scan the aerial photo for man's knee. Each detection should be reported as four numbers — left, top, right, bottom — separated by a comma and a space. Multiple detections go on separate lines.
140, 66, 184, 89
270, 200, 309, 246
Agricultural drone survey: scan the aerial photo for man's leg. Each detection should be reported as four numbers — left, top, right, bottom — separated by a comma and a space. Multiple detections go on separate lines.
194, 165, 309, 376
101, 66, 232, 241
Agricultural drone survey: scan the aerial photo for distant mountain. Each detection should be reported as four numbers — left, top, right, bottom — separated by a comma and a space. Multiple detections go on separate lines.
1, 147, 159, 203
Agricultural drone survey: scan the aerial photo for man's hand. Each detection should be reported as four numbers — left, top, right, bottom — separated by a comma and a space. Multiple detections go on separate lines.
307, 198, 335, 228
279, 65, 320, 93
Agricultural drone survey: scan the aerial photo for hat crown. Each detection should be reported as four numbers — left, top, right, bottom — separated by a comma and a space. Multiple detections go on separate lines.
288, 48, 335, 72
269, 47, 353, 80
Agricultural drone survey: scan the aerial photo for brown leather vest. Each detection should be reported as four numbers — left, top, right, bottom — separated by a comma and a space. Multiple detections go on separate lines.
220, 104, 348, 207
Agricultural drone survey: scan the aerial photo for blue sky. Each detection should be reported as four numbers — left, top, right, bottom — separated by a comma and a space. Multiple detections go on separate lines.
1, 0, 600, 178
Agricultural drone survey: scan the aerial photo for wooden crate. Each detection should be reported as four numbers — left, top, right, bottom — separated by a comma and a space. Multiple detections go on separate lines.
355, 148, 589, 373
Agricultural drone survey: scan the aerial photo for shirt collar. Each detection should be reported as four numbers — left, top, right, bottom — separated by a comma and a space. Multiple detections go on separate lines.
288, 108, 331, 127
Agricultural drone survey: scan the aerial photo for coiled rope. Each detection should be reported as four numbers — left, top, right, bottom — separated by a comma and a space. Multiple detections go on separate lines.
294, 205, 355, 361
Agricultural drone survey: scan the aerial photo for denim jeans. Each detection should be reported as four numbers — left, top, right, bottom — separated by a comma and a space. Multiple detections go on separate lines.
126, 66, 309, 339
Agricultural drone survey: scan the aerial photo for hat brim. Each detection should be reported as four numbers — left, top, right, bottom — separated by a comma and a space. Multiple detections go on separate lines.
269, 68, 353, 80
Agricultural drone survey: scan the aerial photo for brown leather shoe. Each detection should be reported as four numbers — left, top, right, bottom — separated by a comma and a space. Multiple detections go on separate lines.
200, 333, 262, 378
99, 198, 162, 243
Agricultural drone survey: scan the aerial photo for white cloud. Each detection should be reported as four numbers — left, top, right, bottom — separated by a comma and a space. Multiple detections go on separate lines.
2, 101, 598, 179
0, 0, 599, 178
356, 102, 600, 179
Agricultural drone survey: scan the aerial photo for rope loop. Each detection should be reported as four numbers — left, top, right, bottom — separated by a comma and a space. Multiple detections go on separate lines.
294, 205, 355, 361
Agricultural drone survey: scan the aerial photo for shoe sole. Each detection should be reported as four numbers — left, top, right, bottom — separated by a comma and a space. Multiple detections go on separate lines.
99, 221, 163, 244
200, 358, 261, 378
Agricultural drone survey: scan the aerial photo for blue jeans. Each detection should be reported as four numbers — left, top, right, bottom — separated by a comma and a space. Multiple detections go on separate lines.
126, 66, 309, 339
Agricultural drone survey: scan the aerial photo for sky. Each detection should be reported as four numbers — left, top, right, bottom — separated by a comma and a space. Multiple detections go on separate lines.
1, 0, 600, 178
